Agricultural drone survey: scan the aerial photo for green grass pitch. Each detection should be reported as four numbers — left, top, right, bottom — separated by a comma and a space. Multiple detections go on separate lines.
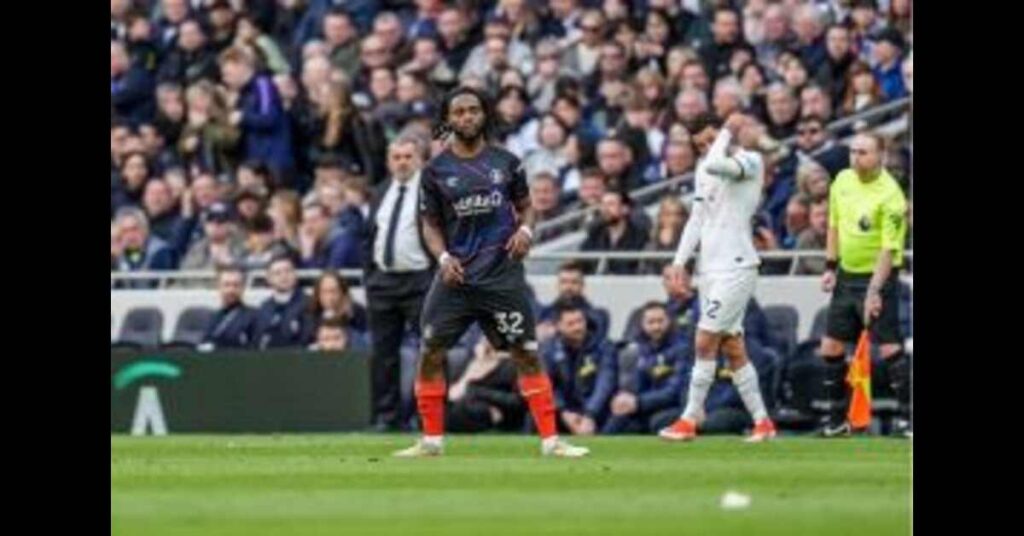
111, 434, 911, 536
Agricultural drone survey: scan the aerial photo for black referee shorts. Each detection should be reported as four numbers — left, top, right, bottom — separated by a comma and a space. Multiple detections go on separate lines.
419, 274, 537, 352
825, 270, 903, 344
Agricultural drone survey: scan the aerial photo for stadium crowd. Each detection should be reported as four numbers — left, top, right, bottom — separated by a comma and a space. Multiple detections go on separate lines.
111, 0, 913, 279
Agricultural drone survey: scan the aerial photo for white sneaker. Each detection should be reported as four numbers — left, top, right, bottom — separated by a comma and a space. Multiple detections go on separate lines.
393, 439, 443, 458
541, 438, 590, 458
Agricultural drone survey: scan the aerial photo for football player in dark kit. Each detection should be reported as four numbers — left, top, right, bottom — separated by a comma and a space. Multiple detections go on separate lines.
394, 87, 589, 458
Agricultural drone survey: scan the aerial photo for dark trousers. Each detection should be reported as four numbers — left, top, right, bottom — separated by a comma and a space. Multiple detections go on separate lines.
366, 269, 431, 429
602, 407, 679, 434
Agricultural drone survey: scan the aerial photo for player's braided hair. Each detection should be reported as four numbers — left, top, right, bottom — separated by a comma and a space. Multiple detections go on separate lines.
434, 85, 496, 141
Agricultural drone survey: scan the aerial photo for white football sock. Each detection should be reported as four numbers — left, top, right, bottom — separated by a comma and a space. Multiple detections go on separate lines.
682, 358, 717, 421
422, 435, 444, 447
732, 362, 768, 422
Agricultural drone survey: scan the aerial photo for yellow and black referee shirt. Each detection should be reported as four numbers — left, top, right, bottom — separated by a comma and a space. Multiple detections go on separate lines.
828, 168, 908, 275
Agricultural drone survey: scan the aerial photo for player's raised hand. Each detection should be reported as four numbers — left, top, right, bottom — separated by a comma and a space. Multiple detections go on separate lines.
505, 227, 532, 260
440, 253, 465, 286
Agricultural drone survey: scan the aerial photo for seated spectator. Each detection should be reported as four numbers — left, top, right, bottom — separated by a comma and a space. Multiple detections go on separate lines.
446, 338, 528, 433
580, 190, 649, 274
112, 207, 178, 288
239, 212, 296, 270
644, 137, 696, 186
794, 115, 848, 177
765, 83, 799, 139
232, 187, 267, 228
141, 178, 183, 245
529, 172, 565, 241
595, 136, 644, 193
871, 28, 908, 101
794, 198, 829, 274
305, 272, 369, 344
795, 160, 830, 202
799, 84, 833, 123
111, 40, 155, 126
537, 261, 611, 343
603, 302, 692, 434
307, 316, 360, 352
642, 195, 689, 275
623, 263, 700, 342
298, 202, 362, 269
540, 303, 617, 435
841, 60, 884, 117
252, 255, 312, 349
779, 194, 811, 250
111, 152, 153, 214
156, 18, 219, 85
179, 201, 244, 271
198, 265, 256, 351
523, 113, 571, 181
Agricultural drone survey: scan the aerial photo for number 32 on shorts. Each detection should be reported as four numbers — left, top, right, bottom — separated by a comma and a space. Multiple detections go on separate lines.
494, 311, 524, 335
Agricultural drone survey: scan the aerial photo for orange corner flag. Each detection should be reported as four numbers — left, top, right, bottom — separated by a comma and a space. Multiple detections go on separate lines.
846, 330, 873, 429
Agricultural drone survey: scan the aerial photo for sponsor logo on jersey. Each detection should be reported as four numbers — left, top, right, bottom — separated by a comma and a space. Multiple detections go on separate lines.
453, 191, 504, 217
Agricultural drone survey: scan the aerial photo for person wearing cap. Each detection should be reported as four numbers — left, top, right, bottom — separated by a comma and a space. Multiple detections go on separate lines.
179, 201, 245, 273
871, 28, 908, 101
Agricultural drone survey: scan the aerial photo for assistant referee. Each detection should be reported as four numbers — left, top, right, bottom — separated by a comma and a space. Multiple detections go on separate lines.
818, 132, 910, 438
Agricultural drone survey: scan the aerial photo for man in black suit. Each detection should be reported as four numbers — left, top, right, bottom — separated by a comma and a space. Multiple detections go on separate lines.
362, 134, 435, 431
198, 265, 256, 351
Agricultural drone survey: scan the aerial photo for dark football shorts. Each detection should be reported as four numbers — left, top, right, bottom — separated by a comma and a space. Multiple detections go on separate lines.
825, 270, 902, 344
420, 274, 538, 352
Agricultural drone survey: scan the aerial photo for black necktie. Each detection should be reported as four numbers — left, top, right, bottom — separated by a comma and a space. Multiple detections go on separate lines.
383, 185, 407, 269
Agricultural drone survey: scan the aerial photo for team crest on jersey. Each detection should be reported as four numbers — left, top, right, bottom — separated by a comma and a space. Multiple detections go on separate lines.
858, 215, 872, 232
446, 176, 459, 188
490, 169, 505, 184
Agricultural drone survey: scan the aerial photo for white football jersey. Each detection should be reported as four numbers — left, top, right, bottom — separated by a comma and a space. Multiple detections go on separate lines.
674, 129, 764, 274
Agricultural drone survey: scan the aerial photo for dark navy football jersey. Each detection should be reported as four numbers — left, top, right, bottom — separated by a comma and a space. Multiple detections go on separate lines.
419, 145, 530, 286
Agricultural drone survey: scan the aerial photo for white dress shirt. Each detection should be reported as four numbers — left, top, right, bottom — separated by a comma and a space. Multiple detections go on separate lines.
373, 171, 430, 272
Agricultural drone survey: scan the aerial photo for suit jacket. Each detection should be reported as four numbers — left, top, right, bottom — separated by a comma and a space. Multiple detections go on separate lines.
361, 178, 435, 299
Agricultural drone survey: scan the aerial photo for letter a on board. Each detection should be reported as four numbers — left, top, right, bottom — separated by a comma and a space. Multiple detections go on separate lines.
131, 385, 168, 436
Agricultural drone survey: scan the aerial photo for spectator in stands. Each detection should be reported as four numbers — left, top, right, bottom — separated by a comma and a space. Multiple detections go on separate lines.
795, 198, 829, 275
305, 272, 368, 344
580, 190, 649, 275
154, 0, 192, 55
299, 201, 362, 269
232, 187, 266, 228
111, 152, 153, 214
252, 255, 311, 349
205, 0, 237, 53
113, 207, 178, 287
304, 79, 388, 186
645, 137, 695, 186
796, 160, 831, 202
537, 261, 611, 343
461, 16, 532, 81
575, 168, 608, 215
643, 196, 689, 275
753, 3, 794, 71
154, 83, 186, 149
871, 28, 908, 101
712, 78, 744, 123
447, 338, 528, 433
496, 86, 538, 158
436, 6, 475, 75
111, 40, 155, 126
180, 201, 244, 271
540, 303, 617, 435
671, 88, 709, 134
698, 7, 746, 81
219, 46, 295, 186
841, 60, 884, 117
816, 24, 856, 106
780, 194, 811, 250
178, 81, 240, 179
765, 83, 799, 139
523, 114, 571, 181
530, 172, 564, 240
849, 0, 886, 65
157, 18, 219, 85
234, 14, 291, 76
308, 316, 354, 352
322, 8, 361, 78
603, 302, 691, 434
269, 189, 302, 248
239, 212, 295, 270
141, 178, 181, 245
400, 36, 458, 90
794, 115, 849, 177
526, 38, 566, 113
737, 61, 769, 121
198, 265, 256, 350
792, 4, 827, 74
595, 136, 642, 192
800, 84, 833, 123
902, 54, 913, 95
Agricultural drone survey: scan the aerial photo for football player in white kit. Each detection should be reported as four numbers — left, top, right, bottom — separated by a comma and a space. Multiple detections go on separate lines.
659, 113, 778, 443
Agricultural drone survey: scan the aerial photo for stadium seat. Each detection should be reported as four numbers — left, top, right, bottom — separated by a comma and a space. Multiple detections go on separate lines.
166, 306, 215, 347
114, 307, 164, 349
762, 305, 799, 358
